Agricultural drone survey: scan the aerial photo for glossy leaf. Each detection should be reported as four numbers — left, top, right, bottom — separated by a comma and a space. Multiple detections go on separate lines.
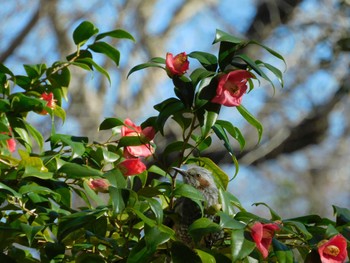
272, 239, 294, 263
50, 133, 87, 158
163, 141, 193, 157
195, 249, 216, 263
127, 60, 165, 78
236, 105, 263, 143
73, 21, 99, 46
213, 29, 244, 44
145, 197, 163, 224
249, 40, 286, 68
88, 41, 120, 67
231, 229, 256, 262
218, 211, 245, 229
189, 217, 221, 243
188, 51, 218, 71
256, 60, 284, 88
96, 29, 135, 42
215, 120, 245, 150
99, 117, 124, 130
57, 163, 102, 178
333, 205, 350, 225
253, 202, 281, 221
23, 120, 44, 152
155, 98, 185, 135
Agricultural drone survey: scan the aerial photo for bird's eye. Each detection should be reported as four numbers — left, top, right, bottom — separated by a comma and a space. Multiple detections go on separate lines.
196, 174, 201, 178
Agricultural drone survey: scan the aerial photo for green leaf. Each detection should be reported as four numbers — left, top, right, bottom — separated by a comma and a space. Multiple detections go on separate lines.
23, 63, 46, 79
213, 29, 244, 44
188, 51, 218, 71
154, 98, 185, 135
249, 40, 286, 68
57, 163, 103, 179
163, 141, 193, 157
14, 126, 32, 150
99, 117, 124, 130
0, 63, 14, 77
144, 197, 163, 224
88, 41, 120, 67
272, 239, 294, 263
110, 186, 127, 214
0, 182, 21, 197
22, 166, 53, 179
215, 120, 245, 150
96, 29, 135, 42
105, 169, 127, 188
236, 105, 263, 143
173, 183, 204, 202
23, 120, 44, 152
171, 241, 201, 263
256, 60, 284, 88
235, 54, 275, 91
50, 134, 87, 158
73, 21, 99, 46
53, 105, 66, 122
20, 223, 45, 247
74, 57, 111, 83
76, 253, 106, 263
231, 229, 256, 262
195, 249, 216, 263
252, 202, 281, 221
200, 105, 220, 138
218, 211, 245, 229
212, 123, 234, 154
333, 205, 350, 225
189, 218, 221, 243
127, 60, 165, 78
190, 68, 216, 88
144, 225, 171, 250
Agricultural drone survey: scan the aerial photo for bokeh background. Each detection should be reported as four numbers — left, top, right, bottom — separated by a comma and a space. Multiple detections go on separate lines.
1, 0, 349, 218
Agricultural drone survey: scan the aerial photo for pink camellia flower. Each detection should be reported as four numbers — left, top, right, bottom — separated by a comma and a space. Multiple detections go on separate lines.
39, 92, 56, 115
165, 52, 189, 77
250, 222, 280, 259
87, 178, 110, 193
121, 118, 155, 158
211, 70, 253, 107
118, 158, 147, 176
317, 234, 348, 263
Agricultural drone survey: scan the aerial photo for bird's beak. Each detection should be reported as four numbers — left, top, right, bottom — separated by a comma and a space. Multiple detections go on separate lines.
172, 167, 189, 177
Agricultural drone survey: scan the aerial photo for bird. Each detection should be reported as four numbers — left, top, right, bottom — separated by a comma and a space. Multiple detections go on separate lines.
172, 165, 223, 247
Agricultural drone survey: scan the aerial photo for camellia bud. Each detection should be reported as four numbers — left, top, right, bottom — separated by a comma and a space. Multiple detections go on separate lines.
39, 92, 56, 115
165, 52, 189, 78
87, 178, 110, 193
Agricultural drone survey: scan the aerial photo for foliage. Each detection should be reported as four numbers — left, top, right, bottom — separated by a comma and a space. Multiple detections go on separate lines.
0, 21, 349, 263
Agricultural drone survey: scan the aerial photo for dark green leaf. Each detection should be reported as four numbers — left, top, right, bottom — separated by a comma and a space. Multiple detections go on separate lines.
88, 41, 120, 66
23, 120, 44, 152
23, 63, 46, 79
213, 29, 244, 44
0, 63, 14, 77
171, 241, 201, 263
145, 197, 163, 224
20, 223, 44, 246
76, 253, 106, 263
195, 249, 216, 263
155, 98, 185, 135
50, 134, 87, 158
199, 103, 221, 138
96, 29, 135, 42
272, 239, 294, 263
188, 51, 218, 71
215, 120, 245, 150
105, 169, 127, 188
189, 217, 221, 243
144, 225, 171, 250
73, 21, 99, 46
333, 205, 350, 225
57, 163, 102, 179
236, 105, 263, 143
249, 40, 286, 68
22, 166, 53, 179
163, 141, 193, 157
256, 60, 284, 88
99, 117, 124, 130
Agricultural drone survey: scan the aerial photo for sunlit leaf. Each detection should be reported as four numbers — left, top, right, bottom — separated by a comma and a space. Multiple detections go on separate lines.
188, 51, 218, 71
88, 41, 120, 67
73, 21, 99, 46
236, 105, 263, 143
231, 229, 256, 262
96, 29, 135, 42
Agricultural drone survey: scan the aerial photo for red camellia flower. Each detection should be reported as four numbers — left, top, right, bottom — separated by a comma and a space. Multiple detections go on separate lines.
39, 92, 56, 115
6, 138, 16, 153
118, 158, 147, 176
318, 234, 348, 263
211, 70, 253, 107
251, 222, 280, 259
121, 118, 155, 158
165, 52, 189, 77
87, 178, 110, 193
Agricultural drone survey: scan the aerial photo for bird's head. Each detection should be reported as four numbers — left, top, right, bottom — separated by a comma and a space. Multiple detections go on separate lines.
173, 165, 219, 206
